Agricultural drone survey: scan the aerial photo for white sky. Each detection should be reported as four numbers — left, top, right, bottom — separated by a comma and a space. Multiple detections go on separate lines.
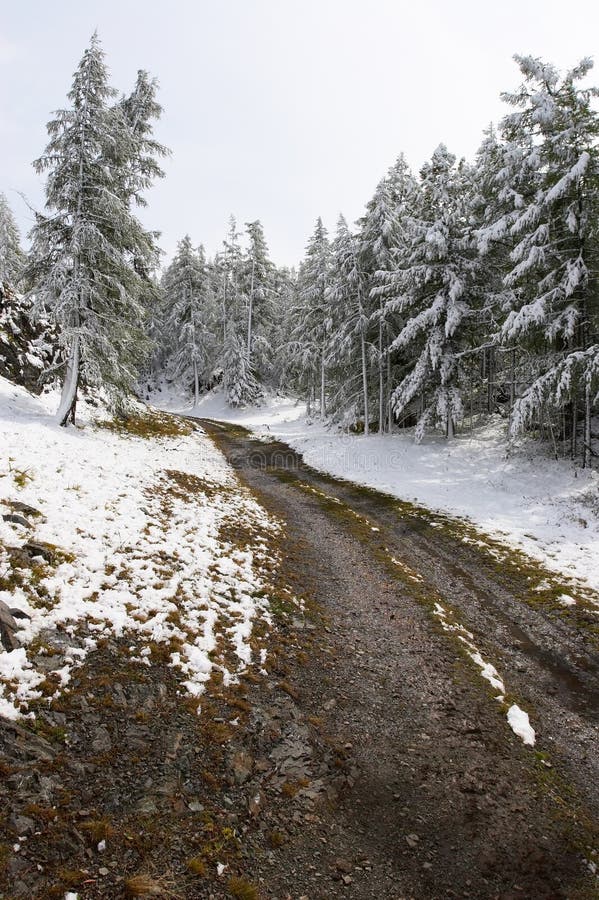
1, 0, 598, 267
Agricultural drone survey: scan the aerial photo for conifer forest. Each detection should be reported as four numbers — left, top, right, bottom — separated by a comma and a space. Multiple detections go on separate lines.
1, 40, 598, 462
1, 16, 599, 900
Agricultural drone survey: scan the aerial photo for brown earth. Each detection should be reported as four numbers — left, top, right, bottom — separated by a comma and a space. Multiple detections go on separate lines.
0, 419, 598, 900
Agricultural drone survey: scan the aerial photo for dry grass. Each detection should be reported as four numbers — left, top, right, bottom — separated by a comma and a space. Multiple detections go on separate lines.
80, 817, 116, 843
97, 410, 193, 440
123, 873, 179, 897
186, 856, 207, 876
227, 876, 260, 900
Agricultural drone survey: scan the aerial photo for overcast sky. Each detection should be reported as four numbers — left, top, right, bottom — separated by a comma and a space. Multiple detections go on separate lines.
1, 0, 598, 267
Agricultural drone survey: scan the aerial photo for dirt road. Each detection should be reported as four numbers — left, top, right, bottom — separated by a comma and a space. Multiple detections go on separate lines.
1, 418, 597, 899
199, 419, 599, 899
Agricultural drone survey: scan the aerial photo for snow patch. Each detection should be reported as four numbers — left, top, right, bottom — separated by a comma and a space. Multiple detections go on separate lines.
0, 377, 285, 718
507, 704, 536, 746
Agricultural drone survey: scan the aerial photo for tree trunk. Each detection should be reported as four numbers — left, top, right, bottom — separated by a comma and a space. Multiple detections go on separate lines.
247, 257, 255, 364
509, 348, 516, 413
583, 382, 592, 468
57, 335, 80, 427
378, 311, 384, 434
447, 412, 454, 440
386, 334, 392, 433
487, 347, 494, 414
361, 331, 369, 436
193, 360, 200, 408
571, 395, 578, 460
320, 350, 326, 418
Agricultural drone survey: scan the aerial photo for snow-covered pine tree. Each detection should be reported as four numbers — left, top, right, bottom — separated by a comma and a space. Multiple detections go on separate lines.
116, 70, 168, 209
28, 34, 165, 425
327, 215, 371, 431
486, 56, 599, 465
292, 218, 332, 415
467, 125, 519, 418
0, 193, 25, 288
240, 220, 275, 383
270, 265, 297, 392
222, 320, 259, 407
216, 216, 261, 404
360, 154, 420, 432
161, 236, 216, 406
388, 145, 477, 440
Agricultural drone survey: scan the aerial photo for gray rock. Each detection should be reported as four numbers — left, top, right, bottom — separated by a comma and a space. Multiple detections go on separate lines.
10, 815, 36, 835
91, 726, 112, 753
2, 513, 32, 528
8, 501, 46, 521
230, 749, 253, 784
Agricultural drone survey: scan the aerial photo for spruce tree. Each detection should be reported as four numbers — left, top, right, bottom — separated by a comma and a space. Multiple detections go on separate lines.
28, 34, 166, 425
241, 220, 275, 382
292, 218, 332, 415
161, 236, 216, 406
328, 215, 371, 431
361, 155, 420, 431
486, 56, 599, 464
0, 193, 25, 288
388, 145, 477, 440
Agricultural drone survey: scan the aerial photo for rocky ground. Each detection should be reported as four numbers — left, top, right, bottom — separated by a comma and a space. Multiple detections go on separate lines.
0, 419, 598, 899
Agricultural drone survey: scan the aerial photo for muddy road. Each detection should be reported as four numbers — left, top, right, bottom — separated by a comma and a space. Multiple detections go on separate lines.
199, 418, 599, 899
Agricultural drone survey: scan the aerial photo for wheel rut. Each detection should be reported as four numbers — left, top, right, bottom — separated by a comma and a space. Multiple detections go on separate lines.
198, 417, 599, 899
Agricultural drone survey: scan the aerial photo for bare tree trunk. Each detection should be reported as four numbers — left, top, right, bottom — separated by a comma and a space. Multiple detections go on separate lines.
583, 382, 592, 468
378, 310, 384, 434
193, 360, 200, 408
487, 347, 494, 414
469, 370, 474, 433
57, 335, 80, 427
447, 412, 454, 440
571, 394, 578, 460
361, 331, 369, 436
320, 351, 326, 418
386, 339, 392, 433
509, 348, 516, 413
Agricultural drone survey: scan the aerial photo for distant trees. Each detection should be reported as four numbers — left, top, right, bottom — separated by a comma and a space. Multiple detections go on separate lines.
10, 41, 598, 466
280, 55, 599, 465
157, 218, 287, 407
27, 33, 167, 425
160, 237, 216, 406
0, 193, 25, 287
291, 218, 332, 415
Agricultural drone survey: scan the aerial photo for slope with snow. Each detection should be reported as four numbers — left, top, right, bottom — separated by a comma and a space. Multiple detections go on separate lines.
0, 377, 286, 720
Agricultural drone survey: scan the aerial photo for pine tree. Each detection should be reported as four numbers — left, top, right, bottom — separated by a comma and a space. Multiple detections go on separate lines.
0, 193, 25, 287
161, 236, 216, 406
388, 145, 477, 440
361, 155, 420, 431
292, 218, 332, 415
487, 56, 599, 464
116, 70, 168, 208
328, 215, 371, 431
241, 220, 275, 382
28, 34, 166, 425
222, 321, 259, 406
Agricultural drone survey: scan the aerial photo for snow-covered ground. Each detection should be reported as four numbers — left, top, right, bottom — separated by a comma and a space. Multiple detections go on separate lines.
155, 386, 599, 597
0, 377, 283, 720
